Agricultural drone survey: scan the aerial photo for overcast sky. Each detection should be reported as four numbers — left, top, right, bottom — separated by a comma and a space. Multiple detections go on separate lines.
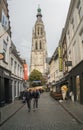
7, 0, 71, 66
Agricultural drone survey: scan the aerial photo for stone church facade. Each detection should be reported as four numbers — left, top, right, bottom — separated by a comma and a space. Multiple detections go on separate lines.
30, 7, 48, 75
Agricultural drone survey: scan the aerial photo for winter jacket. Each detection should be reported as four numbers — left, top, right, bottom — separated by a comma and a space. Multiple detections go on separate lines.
32, 91, 40, 98
25, 91, 32, 101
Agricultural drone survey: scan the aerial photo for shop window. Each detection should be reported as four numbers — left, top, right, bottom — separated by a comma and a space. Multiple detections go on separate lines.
14, 81, 17, 97
76, 75, 80, 101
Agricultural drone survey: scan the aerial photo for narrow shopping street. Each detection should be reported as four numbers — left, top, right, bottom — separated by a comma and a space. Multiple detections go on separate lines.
0, 92, 83, 130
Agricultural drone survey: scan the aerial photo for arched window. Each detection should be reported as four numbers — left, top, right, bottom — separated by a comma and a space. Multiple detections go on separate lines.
40, 41, 42, 49
35, 41, 38, 50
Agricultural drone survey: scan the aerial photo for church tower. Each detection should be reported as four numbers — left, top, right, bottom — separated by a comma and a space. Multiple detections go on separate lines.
30, 7, 48, 75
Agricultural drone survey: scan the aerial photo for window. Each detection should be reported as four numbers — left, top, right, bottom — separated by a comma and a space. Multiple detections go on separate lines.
40, 40, 42, 49
3, 40, 7, 62
67, 29, 70, 41
1, 10, 9, 30
20, 67, 22, 76
18, 64, 20, 75
71, 17, 74, 31
14, 61, 17, 74
3, 40, 7, 51
38, 27, 39, 35
73, 41, 78, 65
68, 50, 71, 60
11, 58, 13, 66
77, 0, 83, 20
80, 28, 83, 43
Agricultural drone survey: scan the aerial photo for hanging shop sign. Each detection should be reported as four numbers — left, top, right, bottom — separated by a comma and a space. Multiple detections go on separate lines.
0, 53, 4, 60
23, 64, 28, 80
65, 61, 72, 66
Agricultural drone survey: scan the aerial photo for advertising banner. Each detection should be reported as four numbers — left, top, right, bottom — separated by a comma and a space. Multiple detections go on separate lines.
23, 64, 28, 80
58, 47, 63, 71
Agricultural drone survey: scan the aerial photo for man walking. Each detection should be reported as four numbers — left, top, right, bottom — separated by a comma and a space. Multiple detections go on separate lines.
25, 88, 32, 112
32, 89, 40, 111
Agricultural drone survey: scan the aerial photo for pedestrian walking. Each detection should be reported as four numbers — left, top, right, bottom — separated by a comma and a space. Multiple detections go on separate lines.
32, 89, 40, 111
25, 88, 32, 112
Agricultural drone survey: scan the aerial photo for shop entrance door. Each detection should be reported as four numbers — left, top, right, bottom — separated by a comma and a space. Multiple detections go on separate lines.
4, 78, 9, 103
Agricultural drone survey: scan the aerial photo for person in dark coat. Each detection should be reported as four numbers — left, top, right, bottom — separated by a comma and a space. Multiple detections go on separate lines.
25, 89, 32, 112
32, 89, 40, 110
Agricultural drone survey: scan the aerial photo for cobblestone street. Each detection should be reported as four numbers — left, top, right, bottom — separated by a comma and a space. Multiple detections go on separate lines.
0, 92, 83, 130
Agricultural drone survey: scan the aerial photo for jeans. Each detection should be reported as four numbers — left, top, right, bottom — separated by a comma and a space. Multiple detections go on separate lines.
33, 98, 38, 109
26, 100, 31, 111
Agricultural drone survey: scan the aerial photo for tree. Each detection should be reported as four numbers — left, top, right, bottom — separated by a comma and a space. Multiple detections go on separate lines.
29, 69, 43, 87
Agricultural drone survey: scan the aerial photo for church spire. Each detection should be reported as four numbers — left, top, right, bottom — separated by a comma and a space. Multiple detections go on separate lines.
36, 5, 42, 18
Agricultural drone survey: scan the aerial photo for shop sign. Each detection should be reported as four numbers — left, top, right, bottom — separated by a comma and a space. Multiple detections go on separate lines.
65, 61, 72, 66
0, 53, 4, 60
59, 57, 63, 71
58, 47, 62, 58
23, 64, 28, 80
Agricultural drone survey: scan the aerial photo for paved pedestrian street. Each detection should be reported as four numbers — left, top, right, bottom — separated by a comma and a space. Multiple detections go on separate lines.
0, 93, 83, 130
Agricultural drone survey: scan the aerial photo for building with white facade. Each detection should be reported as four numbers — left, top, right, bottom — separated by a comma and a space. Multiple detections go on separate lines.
10, 42, 24, 102
64, 0, 83, 104
0, 0, 25, 106
0, 0, 12, 106
49, 47, 63, 88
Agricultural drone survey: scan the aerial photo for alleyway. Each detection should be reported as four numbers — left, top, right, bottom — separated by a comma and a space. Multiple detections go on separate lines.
0, 92, 83, 130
